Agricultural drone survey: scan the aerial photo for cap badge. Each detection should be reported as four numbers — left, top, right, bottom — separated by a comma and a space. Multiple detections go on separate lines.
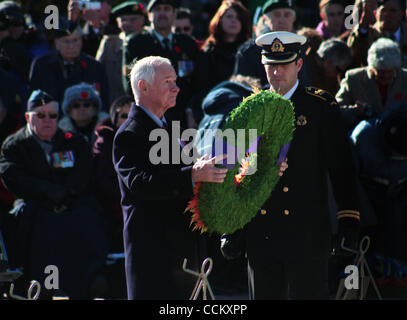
271, 38, 285, 53
296, 115, 307, 126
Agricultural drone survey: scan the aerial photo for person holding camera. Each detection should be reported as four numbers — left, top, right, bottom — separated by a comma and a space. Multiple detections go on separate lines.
336, 37, 407, 132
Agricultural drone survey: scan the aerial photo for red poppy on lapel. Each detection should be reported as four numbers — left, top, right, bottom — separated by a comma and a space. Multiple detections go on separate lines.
138, 3, 144, 10
81, 61, 88, 69
65, 132, 73, 139
395, 92, 403, 101
174, 45, 181, 54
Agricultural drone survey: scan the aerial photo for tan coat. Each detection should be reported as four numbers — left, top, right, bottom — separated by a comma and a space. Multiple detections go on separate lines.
96, 33, 126, 105
347, 21, 407, 68
336, 66, 407, 128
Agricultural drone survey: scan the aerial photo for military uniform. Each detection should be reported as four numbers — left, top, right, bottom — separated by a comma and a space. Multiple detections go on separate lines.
242, 31, 361, 299
122, 28, 198, 125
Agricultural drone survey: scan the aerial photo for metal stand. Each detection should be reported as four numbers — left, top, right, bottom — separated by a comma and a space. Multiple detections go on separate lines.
336, 236, 382, 300
183, 257, 215, 300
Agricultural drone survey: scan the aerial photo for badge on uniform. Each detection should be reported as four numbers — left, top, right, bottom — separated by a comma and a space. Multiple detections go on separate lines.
51, 151, 75, 168
296, 115, 307, 126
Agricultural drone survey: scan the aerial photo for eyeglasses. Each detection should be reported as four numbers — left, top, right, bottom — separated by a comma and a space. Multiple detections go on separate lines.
175, 26, 191, 33
119, 113, 128, 119
72, 102, 93, 109
32, 112, 58, 119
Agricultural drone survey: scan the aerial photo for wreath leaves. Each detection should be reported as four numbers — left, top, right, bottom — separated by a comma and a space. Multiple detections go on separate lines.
186, 90, 295, 235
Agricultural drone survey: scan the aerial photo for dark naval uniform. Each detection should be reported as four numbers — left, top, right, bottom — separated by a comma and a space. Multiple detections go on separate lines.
122, 28, 198, 125
241, 30, 361, 299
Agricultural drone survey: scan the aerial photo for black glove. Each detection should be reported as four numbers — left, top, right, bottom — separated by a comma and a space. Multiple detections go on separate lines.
336, 217, 360, 257
220, 228, 245, 260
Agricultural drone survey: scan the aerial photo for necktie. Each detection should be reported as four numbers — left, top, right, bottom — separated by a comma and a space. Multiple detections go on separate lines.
163, 38, 171, 52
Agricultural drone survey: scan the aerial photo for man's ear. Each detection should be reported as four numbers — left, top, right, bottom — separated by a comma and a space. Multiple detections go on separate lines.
138, 79, 148, 93
296, 57, 303, 72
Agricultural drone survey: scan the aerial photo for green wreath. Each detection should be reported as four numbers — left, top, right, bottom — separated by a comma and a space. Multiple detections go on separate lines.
186, 90, 296, 235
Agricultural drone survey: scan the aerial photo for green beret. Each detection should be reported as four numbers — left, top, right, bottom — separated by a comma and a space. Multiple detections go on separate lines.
262, 0, 295, 15
112, 1, 145, 18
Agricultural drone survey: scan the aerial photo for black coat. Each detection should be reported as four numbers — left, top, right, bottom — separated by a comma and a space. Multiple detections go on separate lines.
122, 29, 199, 125
246, 85, 361, 266
29, 51, 110, 112
0, 127, 108, 299
113, 105, 200, 299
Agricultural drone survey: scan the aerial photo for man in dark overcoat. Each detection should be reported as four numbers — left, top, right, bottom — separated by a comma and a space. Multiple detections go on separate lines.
223, 31, 361, 299
112, 56, 229, 299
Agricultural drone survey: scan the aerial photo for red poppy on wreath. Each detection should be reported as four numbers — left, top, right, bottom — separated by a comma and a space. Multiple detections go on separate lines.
65, 132, 73, 139
395, 92, 403, 101
80, 61, 88, 69
80, 91, 89, 99
174, 45, 181, 54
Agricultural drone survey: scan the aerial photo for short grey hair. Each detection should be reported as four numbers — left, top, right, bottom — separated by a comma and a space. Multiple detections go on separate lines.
317, 38, 351, 69
368, 38, 401, 70
129, 56, 172, 98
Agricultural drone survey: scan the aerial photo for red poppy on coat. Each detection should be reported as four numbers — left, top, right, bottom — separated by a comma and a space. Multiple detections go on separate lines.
395, 92, 403, 101
174, 45, 181, 54
80, 91, 89, 99
65, 132, 73, 139
81, 61, 88, 69
139, 3, 144, 10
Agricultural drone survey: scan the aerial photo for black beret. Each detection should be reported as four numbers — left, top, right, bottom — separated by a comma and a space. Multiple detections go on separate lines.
27, 90, 57, 111
53, 19, 80, 39
112, 1, 145, 18
146, 0, 180, 12
0, 1, 24, 21
262, 0, 295, 15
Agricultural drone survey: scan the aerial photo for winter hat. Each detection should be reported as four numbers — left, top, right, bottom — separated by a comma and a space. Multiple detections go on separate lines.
27, 90, 57, 111
62, 83, 102, 115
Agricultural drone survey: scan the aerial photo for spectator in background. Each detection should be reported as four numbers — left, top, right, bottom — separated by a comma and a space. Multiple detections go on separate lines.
347, 0, 407, 67
96, 1, 147, 105
173, 7, 204, 49
93, 95, 132, 254
350, 104, 407, 286
336, 38, 407, 131
234, 0, 310, 87
59, 83, 109, 146
122, 0, 199, 128
308, 38, 352, 95
190, 0, 251, 125
29, 20, 110, 112
316, 0, 347, 40
0, 90, 108, 299
68, 0, 114, 57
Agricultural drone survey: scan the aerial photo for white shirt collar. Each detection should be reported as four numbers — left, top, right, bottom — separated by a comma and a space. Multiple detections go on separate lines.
282, 80, 299, 100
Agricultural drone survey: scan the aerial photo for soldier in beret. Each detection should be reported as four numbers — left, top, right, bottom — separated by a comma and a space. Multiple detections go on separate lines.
0, 90, 108, 299
222, 31, 361, 299
122, 0, 199, 128
29, 19, 110, 112
96, 1, 148, 105
233, 0, 310, 87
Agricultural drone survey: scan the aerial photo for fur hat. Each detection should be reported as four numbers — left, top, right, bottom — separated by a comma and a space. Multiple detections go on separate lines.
62, 83, 102, 115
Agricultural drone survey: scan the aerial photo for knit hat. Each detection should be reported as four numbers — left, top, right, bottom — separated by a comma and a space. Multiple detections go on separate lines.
62, 83, 102, 115
368, 38, 401, 70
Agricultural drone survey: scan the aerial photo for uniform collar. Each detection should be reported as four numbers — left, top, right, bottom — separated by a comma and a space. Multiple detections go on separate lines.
153, 29, 173, 48
282, 80, 299, 100
137, 104, 167, 128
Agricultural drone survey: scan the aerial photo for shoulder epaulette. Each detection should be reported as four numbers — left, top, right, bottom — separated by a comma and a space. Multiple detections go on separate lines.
305, 86, 338, 106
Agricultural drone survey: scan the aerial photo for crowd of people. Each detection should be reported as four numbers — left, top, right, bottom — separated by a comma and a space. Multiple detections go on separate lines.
0, 0, 406, 300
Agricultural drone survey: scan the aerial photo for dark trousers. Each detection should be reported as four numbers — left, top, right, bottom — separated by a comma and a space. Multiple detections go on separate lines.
248, 258, 330, 300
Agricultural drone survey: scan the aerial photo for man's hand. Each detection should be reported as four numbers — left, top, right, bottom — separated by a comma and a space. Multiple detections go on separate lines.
192, 154, 228, 183
278, 158, 288, 177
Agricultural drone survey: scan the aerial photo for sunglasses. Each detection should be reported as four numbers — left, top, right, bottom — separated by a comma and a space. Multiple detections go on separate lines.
72, 102, 93, 109
119, 113, 128, 119
32, 112, 58, 119
175, 26, 191, 33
